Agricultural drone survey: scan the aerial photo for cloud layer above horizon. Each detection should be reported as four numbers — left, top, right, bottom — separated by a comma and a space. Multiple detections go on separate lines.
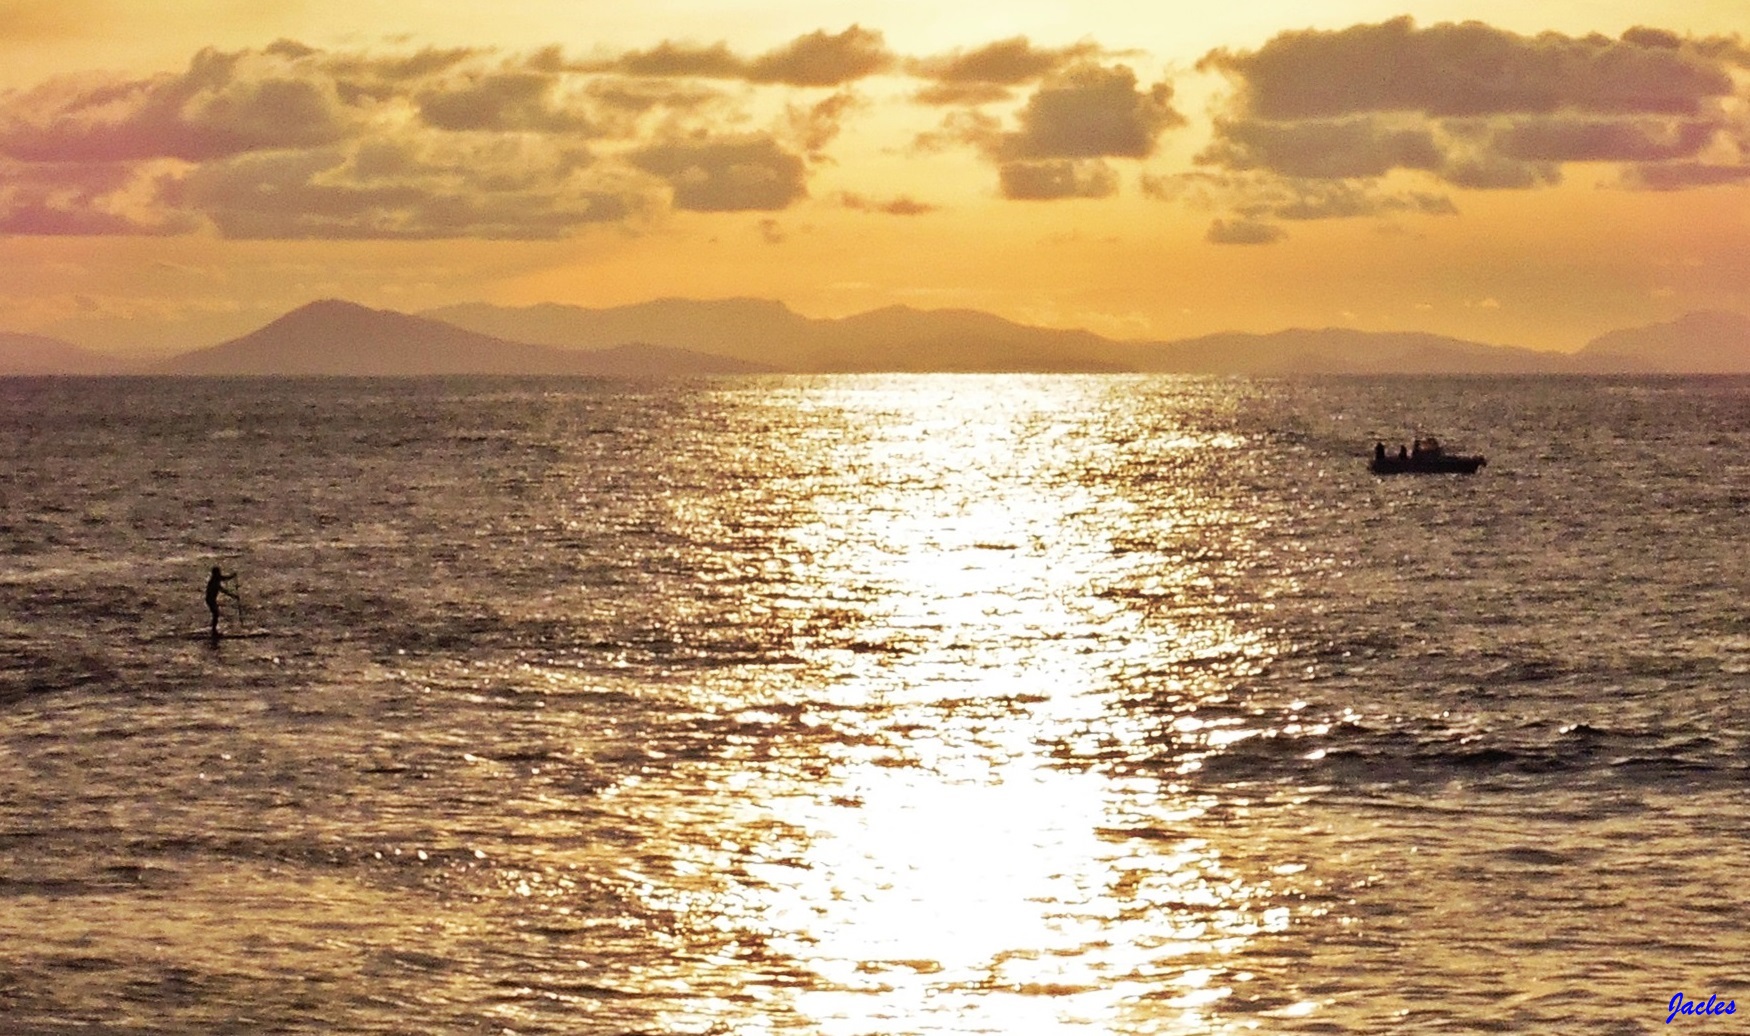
1, 17, 1746, 243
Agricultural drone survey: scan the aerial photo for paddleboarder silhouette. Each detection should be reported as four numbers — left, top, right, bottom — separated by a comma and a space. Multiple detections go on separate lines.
206, 565, 238, 637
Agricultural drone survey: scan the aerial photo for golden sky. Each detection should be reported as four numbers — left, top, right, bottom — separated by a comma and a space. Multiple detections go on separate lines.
1, 0, 1747, 353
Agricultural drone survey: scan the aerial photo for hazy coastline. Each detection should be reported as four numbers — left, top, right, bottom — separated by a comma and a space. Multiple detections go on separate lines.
7, 298, 1750, 377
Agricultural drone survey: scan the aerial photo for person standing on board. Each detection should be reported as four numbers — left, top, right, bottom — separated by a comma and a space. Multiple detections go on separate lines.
206, 565, 238, 637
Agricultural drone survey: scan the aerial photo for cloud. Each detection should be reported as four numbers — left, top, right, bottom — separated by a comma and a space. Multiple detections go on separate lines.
917, 63, 1183, 164
1197, 18, 1750, 192
414, 70, 596, 133
998, 159, 1117, 200
1146, 170, 1458, 221
1197, 114, 1568, 188
584, 76, 721, 115
170, 137, 644, 239
0, 38, 826, 237
630, 135, 808, 211
838, 191, 937, 215
0, 27, 1199, 234
1437, 153, 1561, 189
914, 37, 1103, 85
0, 202, 153, 235
1199, 17, 1741, 120
0, 40, 654, 239
319, 43, 482, 103
1000, 63, 1184, 160
1278, 184, 1456, 220
1621, 162, 1750, 190
911, 82, 1016, 106
912, 109, 1003, 155
749, 26, 894, 86
599, 41, 746, 79
787, 90, 861, 159
591, 26, 894, 87
0, 158, 196, 235
907, 59, 1184, 201
1206, 217, 1287, 245
0, 46, 356, 162
1198, 116, 1443, 179
908, 37, 1104, 104
1492, 116, 1719, 162
578, 76, 728, 139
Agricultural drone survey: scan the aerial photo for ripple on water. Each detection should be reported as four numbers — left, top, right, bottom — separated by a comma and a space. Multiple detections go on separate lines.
0, 375, 1746, 1033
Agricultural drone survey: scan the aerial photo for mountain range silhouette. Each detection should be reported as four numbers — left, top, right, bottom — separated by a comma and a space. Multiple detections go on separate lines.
5, 298, 1749, 376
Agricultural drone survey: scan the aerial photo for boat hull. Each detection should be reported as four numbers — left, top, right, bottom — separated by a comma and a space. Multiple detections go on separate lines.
1370, 455, 1486, 475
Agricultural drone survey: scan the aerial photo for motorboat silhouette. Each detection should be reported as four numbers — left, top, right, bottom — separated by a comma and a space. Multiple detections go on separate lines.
1370, 437, 1486, 475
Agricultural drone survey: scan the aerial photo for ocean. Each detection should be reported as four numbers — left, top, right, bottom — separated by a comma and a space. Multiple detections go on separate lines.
1, 373, 1745, 1034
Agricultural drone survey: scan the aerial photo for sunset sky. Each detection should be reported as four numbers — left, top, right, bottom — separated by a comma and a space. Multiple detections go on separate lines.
2, 0, 1747, 354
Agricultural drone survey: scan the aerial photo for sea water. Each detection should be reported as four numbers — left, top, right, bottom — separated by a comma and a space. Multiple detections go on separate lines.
0, 373, 1745, 1034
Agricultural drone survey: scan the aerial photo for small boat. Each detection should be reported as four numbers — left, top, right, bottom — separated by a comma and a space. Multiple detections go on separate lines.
1370, 437, 1486, 475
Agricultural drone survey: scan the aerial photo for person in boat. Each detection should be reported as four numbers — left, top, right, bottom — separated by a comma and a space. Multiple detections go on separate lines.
1410, 439, 1422, 459
1374, 441, 1386, 463
1397, 444, 1408, 460
205, 565, 238, 636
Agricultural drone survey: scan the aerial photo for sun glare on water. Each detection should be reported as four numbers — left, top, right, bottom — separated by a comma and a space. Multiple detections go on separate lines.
604, 377, 1320, 1033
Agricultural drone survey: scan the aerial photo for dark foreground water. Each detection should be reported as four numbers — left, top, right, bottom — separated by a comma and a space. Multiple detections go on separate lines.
1, 374, 1746, 1034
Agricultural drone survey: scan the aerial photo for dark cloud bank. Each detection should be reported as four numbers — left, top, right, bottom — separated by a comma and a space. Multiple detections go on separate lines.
0, 17, 1743, 241
1186, 16, 1750, 240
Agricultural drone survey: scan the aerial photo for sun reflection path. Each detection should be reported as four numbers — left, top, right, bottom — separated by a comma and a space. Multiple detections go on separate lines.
635, 377, 1319, 1034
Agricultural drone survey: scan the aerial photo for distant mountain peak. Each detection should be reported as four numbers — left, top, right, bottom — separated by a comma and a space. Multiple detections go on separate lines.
273, 298, 414, 325
295, 297, 373, 312
1578, 309, 1750, 373
0, 330, 131, 375
157, 299, 779, 377
161, 298, 559, 376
